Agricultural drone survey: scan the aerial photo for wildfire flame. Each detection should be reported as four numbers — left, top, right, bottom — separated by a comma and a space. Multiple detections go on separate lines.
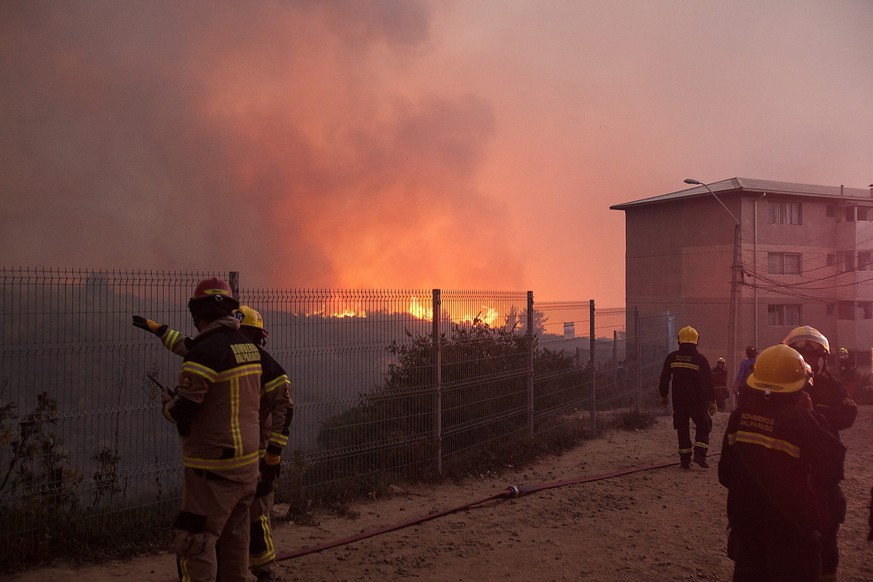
407, 297, 500, 327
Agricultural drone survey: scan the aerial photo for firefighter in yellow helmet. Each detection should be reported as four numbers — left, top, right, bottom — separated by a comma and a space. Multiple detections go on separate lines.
718, 344, 845, 582
782, 326, 856, 582
146, 277, 262, 582
233, 305, 293, 582
134, 301, 293, 582
659, 326, 717, 469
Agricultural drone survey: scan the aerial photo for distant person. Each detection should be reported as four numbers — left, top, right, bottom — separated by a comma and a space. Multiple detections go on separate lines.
659, 326, 716, 469
733, 346, 758, 405
139, 278, 262, 582
837, 347, 857, 397
783, 325, 857, 581
719, 344, 846, 582
134, 304, 293, 582
711, 357, 729, 412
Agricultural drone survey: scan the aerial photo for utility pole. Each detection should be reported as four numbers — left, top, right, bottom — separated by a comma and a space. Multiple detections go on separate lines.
685, 179, 742, 411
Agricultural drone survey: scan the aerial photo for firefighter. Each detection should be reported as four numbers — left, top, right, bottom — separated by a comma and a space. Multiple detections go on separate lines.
719, 344, 845, 582
712, 357, 729, 412
837, 347, 857, 397
782, 326, 856, 581
783, 326, 857, 433
233, 305, 293, 582
134, 304, 293, 582
659, 326, 716, 469
152, 278, 262, 582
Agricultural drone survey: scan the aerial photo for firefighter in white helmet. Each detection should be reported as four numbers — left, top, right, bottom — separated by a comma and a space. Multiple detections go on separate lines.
782, 326, 856, 582
719, 344, 845, 582
658, 326, 717, 469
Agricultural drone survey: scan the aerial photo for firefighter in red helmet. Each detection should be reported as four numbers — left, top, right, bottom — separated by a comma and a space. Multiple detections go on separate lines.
141, 277, 262, 582
134, 294, 292, 582
719, 344, 845, 582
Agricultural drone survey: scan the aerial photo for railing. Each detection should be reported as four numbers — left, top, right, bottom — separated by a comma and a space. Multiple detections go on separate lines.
0, 267, 672, 566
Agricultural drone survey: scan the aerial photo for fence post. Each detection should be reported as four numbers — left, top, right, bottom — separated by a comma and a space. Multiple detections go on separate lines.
526, 291, 534, 438
634, 306, 641, 409
228, 271, 240, 300
589, 299, 596, 432
432, 288, 442, 476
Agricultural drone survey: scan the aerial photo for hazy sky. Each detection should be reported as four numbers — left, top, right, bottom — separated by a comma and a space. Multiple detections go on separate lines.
2, 0, 872, 303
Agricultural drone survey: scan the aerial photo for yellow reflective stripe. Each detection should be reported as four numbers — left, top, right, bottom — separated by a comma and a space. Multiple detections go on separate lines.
215, 363, 261, 382
269, 432, 288, 447
678, 448, 693, 453
671, 362, 700, 371
181, 360, 218, 382
183, 451, 259, 471
250, 514, 276, 565
230, 379, 242, 455
264, 375, 290, 394
694, 442, 709, 449
162, 329, 181, 349
179, 557, 191, 582
727, 430, 801, 459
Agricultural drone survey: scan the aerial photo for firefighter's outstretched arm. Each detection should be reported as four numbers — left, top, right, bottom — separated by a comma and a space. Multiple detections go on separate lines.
132, 315, 191, 355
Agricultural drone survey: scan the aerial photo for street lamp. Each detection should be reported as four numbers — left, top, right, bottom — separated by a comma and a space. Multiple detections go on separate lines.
684, 178, 742, 411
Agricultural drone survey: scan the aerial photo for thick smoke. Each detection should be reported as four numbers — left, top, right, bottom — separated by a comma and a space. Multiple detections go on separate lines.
0, 1, 525, 290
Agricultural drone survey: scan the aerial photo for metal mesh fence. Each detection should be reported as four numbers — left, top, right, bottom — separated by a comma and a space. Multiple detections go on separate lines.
0, 268, 672, 564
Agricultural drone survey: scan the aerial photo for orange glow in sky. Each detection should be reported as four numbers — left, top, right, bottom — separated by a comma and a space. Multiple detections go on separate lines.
2, 2, 872, 305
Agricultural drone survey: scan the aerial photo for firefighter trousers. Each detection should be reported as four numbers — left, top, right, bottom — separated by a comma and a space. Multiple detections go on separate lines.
174, 468, 257, 582
730, 525, 821, 582
673, 406, 712, 461
249, 484, 277, 574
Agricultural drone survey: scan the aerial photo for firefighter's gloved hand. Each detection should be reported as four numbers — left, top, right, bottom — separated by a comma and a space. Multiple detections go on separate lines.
132, 315, 165, 335
260, 452, 281, 482
708, 401, 717, 416
660, 395, 669, 407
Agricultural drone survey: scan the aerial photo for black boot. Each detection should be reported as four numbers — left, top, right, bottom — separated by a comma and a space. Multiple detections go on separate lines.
680, 454, 692, 469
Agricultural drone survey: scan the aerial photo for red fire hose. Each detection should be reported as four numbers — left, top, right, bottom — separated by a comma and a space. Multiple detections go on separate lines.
275, 456, 702, 562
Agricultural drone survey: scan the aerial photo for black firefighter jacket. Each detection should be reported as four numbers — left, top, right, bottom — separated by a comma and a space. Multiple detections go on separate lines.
659, 343, 713, 411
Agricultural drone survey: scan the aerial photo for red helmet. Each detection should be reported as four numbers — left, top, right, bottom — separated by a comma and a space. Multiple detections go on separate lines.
188, 277, 239, 319
191, 277, 234, 301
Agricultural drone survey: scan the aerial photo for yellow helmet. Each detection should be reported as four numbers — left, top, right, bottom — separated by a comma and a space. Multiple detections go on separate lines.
782, 325, 830, 355
678, 326, 699, 345
717, 357, 725, 365
234, 305, 268, 339
746, 344, 810, 394
838, 347, 849, 359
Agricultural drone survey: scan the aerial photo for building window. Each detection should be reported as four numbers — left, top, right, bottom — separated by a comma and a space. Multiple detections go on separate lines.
859, 207, 873, 221
838, 251, 855, 272
768, 201, 802, 225
860, 302, 873, 320
767, 252, 801, 274
859, 251, 873, 271
768, 304, 802, 326
845, 207, 856, 222
827, 253, 836, 266
838, 301, 855, 320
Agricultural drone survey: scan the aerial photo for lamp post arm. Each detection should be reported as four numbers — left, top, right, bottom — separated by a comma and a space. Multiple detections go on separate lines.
700, 182, 740, 226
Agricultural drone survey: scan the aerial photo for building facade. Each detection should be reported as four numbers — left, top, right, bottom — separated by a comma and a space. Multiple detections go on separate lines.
611, 177, 873, 382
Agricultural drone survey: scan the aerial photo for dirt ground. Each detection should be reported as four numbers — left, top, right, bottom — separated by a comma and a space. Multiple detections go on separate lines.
10, 406, 873, 582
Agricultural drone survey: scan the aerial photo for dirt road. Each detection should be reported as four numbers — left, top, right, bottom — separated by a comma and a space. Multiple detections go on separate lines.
11, 407, 873, 581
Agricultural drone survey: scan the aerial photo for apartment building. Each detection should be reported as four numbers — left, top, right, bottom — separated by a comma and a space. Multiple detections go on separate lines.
611, 177, 873, 378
